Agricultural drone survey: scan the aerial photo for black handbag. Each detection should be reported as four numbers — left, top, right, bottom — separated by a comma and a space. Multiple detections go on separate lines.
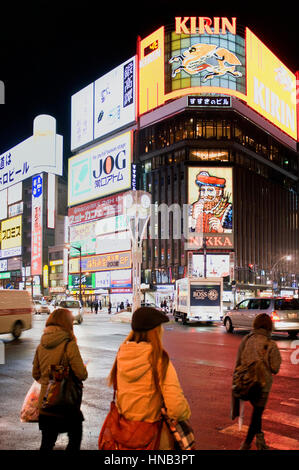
42, 340, 83, 414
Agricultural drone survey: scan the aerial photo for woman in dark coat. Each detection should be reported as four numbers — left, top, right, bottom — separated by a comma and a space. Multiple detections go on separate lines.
32, 308, 88, 451
232, 313, 281, 450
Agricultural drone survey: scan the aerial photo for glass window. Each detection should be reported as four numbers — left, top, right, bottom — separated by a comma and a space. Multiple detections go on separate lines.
275, 299, 299, 310
248, 299, 261, 309
260, 299, 271, 309
237, 299, 250, 309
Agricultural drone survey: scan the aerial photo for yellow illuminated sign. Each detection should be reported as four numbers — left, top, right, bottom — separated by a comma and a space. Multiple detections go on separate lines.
0, 215, 22, 249
139, 26, 165, 115
43, 265, 49, 288
246, 28, 297, 140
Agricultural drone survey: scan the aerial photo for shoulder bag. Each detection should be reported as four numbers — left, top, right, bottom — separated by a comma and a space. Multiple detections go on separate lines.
232, 335, 270, 401
157, 381, 196, 451
98, 362, 162, 450
42, 340, 83, 414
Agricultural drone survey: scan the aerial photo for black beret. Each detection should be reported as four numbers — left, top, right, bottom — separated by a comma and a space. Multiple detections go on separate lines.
132, 307, 169, 332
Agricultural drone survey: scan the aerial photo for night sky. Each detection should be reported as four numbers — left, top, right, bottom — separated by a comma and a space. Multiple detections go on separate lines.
0, 1, 298, 161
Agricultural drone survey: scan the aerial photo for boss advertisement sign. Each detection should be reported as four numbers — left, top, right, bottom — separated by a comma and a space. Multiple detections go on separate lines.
190, 284, 221, 307
68, 131, 132, 206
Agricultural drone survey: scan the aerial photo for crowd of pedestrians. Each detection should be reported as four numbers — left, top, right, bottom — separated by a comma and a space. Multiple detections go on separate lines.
29, 306, 282, 451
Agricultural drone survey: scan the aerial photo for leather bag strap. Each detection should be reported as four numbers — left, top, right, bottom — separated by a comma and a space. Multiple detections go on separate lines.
59, 339, 70, 366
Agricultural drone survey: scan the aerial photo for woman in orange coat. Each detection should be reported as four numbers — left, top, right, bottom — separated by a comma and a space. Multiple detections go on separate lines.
108, 307, 192, 450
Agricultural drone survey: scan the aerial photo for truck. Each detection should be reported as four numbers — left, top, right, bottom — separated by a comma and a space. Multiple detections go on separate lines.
174, 277, 223, 324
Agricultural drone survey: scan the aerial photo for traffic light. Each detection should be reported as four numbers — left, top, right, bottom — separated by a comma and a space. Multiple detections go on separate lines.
248, 264, 254, 272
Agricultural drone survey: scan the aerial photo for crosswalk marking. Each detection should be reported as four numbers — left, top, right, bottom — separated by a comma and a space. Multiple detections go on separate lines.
280, 402, 297, 408
263, 409, 299, 429
220, 423, 299, 450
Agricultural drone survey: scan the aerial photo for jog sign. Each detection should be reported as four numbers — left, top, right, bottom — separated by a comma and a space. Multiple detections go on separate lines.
68, 131, 132, 206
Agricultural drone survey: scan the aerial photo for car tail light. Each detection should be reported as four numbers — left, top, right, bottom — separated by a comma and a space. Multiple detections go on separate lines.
271, 311, 280, 321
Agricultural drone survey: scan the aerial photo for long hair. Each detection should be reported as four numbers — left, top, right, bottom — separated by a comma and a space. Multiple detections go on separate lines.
108, 325, 169, 391
45, 308, 75, 340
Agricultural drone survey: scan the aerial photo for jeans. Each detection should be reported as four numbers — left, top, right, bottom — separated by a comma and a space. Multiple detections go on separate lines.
245, 406, 264, 444
40, 422, 82, 451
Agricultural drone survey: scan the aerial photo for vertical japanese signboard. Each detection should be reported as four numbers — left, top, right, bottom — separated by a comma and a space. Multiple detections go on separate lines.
31, 174, 43, 276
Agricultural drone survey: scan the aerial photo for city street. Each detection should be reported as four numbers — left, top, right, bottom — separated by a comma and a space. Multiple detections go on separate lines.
0, 310, 298, 451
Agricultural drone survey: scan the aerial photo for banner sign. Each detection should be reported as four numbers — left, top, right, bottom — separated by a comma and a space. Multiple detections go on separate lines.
0, 215, 22, 250
69, 251, 132, 273
68, 131, 132, 206
0, 115, 63, 191
31, 174, 43, 276
71, 57, 136, 151
188, 96, 231, 107
68, 192, 124, 226
190, 284, 221, 307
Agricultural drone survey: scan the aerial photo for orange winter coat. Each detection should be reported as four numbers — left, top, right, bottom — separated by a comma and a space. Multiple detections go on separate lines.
115, 341, 191, 450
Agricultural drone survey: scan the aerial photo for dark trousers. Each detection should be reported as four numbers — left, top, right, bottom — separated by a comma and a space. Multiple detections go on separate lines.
245, 406, 264, 444
40, 422, 82, 451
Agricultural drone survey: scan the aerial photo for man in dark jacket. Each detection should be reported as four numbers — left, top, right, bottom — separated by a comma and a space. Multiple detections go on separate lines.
232, 313, 281, 450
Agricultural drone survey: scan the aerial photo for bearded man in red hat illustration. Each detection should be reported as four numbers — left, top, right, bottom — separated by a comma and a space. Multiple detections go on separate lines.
190, 171, 232, 233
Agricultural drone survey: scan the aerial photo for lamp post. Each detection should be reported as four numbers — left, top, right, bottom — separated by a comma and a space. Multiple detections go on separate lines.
65, 244, 82, 305
123, 191, 151, 313
271, 255, 291, 295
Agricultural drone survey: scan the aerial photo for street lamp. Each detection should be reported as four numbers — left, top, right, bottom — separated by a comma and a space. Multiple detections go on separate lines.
123, 191, 151, 313
271, 255, 291, 294
65, 244, 82, 304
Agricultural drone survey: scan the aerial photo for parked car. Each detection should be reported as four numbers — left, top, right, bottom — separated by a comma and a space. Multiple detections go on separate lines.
223, 297, 299, 338
57, 299, 83, 324
33, 300, 51, 315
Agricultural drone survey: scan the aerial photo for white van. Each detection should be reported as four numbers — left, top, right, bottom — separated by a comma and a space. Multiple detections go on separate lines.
0, 290, 33, 338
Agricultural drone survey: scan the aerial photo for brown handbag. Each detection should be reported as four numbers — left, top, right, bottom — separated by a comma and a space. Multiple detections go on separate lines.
98, 362, 162, 450
42, 340, 83, 414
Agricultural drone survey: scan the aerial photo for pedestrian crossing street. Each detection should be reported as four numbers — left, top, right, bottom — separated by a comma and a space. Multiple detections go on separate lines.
220, 398, 299, 450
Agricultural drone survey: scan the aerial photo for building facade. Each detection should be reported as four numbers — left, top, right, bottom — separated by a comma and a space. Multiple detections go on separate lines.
0, 115, 66, 297
136, 20, 299, 305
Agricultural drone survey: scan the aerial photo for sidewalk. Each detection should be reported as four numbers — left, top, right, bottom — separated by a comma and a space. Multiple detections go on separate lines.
83, 307, 133, 323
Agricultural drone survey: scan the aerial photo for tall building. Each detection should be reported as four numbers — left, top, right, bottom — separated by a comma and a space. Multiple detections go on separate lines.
68, 17, 299, 308
137, 20, 299, 305
0, 115, 66, 297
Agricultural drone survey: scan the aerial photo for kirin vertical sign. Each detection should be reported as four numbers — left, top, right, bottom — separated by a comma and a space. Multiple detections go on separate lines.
31, 174, 43, 276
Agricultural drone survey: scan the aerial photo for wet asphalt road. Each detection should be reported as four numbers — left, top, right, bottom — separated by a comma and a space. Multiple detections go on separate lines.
0, 311, 298, 451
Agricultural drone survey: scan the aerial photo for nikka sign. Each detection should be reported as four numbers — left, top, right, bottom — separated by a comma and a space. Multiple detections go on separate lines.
175, 17, 237, 35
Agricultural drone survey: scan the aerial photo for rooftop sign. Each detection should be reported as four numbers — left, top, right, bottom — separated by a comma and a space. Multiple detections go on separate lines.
175, 17, 237, 35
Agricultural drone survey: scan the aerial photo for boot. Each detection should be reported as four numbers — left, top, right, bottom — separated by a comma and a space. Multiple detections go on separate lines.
239, 441, 251, 450
255, 432, 269, 450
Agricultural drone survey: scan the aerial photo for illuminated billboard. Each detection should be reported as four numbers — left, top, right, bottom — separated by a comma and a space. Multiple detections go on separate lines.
0, 115, 63, 192
188, 167, 233, 248
31, 174, 43, 276
71, 83, 94, 151
138, 21, 246, 115
94, 57, 136, 140
0, 215, 22, 250
246, 28, 297, 140
68, 131, 132, 206
69, 251, 132, 273
71, 58, 136, 151
139, 26, 165, 115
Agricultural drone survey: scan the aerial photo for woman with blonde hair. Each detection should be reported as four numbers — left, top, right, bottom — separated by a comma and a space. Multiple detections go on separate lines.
107, 307, 191, 450
32, 308, 88, 451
